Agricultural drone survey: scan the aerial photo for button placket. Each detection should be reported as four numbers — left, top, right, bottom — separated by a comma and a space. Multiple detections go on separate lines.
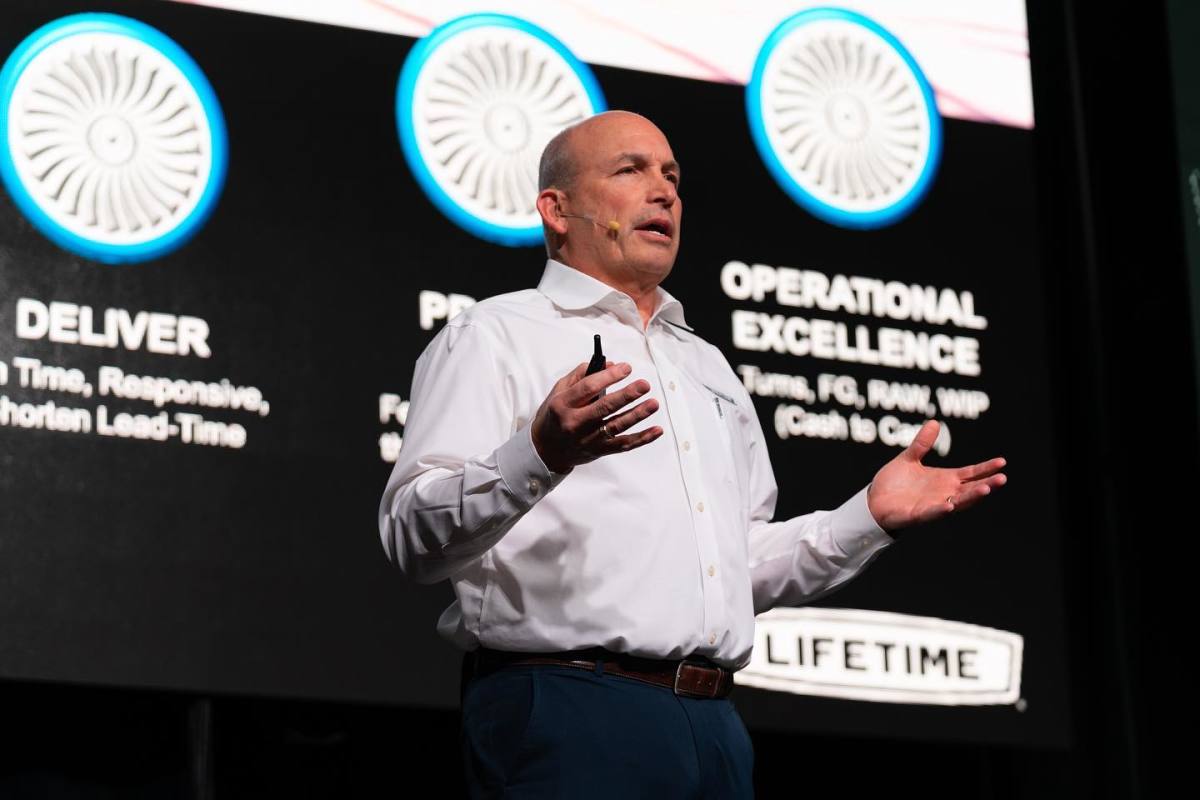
646, 337, 726, 650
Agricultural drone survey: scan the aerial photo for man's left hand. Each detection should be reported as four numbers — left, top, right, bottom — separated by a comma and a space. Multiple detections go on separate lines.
866, 420, 1007, 535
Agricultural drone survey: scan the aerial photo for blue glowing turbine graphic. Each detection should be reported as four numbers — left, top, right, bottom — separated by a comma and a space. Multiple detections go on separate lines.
396, 14, 606, 247
0, 13, 227, 263
746, 8, 942, 229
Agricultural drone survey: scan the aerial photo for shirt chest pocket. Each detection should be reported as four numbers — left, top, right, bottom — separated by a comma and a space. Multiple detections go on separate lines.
702, 385, 752, 511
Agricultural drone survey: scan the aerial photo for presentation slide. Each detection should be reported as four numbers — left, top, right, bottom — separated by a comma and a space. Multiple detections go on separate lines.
0, 0, 1067, 746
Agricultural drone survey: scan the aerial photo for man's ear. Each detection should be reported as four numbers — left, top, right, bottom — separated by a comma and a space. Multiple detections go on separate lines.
537, 189, 569, 236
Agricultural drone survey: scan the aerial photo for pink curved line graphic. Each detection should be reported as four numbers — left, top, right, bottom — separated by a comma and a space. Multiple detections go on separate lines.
365, 0, 436, 34
560, 0, 740, 84
957, 38, 1029, 58
929, 83, 1030, 128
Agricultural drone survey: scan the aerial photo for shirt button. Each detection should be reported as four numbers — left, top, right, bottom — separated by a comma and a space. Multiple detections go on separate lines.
683, 440, 691, 451
707, 564, 716, 577
527, 479, 541, 495
696, 501, 705, 512
669, 381, 677, 391
709, 633, 717, 645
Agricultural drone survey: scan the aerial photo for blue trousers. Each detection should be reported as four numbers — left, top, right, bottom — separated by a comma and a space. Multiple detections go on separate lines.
460, 662, 755, 798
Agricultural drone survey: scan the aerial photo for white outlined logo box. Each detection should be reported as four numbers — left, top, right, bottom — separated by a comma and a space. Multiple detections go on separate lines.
739, 607, 1023, 706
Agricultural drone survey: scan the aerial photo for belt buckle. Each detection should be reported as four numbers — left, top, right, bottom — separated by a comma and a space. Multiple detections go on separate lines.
674, 658, 720, 699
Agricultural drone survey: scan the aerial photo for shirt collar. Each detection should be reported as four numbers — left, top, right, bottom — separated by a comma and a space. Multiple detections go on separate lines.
536, 259, 693, 332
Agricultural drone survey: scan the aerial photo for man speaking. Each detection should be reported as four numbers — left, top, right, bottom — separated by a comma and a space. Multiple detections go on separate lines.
378, 111, 1006, 798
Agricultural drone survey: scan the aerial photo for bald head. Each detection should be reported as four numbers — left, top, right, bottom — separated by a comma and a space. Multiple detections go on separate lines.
538, 111, 660, 193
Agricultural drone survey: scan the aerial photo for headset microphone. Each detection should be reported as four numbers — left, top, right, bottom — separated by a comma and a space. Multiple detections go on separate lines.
561, 213, 621, 235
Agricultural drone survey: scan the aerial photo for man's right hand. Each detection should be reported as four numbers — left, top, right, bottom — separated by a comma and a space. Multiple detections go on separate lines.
531, 361, 663, 474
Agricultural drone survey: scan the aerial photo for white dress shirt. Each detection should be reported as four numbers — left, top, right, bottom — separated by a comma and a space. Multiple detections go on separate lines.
378, 259, 892, 669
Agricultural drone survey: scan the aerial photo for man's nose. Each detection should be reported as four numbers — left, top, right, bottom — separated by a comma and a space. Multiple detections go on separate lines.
649, 174, 677, 206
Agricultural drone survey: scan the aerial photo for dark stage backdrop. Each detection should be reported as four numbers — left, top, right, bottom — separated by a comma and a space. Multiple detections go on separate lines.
0, 0, 1069, 747
1167, 0, 1200, 416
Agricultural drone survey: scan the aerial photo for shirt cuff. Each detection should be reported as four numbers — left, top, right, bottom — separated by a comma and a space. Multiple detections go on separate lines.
495, 422, 569, 509
830, 483, 893, 556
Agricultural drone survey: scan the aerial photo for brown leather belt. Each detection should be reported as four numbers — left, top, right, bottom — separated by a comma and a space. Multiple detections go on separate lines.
468, 647, 735, 700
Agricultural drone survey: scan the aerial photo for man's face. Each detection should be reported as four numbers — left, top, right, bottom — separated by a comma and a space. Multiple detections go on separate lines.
560, 113, 682, 287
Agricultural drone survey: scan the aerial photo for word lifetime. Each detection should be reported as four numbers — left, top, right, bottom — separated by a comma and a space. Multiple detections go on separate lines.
762, 633, 980, 679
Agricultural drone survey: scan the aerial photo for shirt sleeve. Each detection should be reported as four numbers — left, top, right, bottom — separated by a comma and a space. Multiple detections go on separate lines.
740, 392, 894, 614
377, 320, 568, 584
